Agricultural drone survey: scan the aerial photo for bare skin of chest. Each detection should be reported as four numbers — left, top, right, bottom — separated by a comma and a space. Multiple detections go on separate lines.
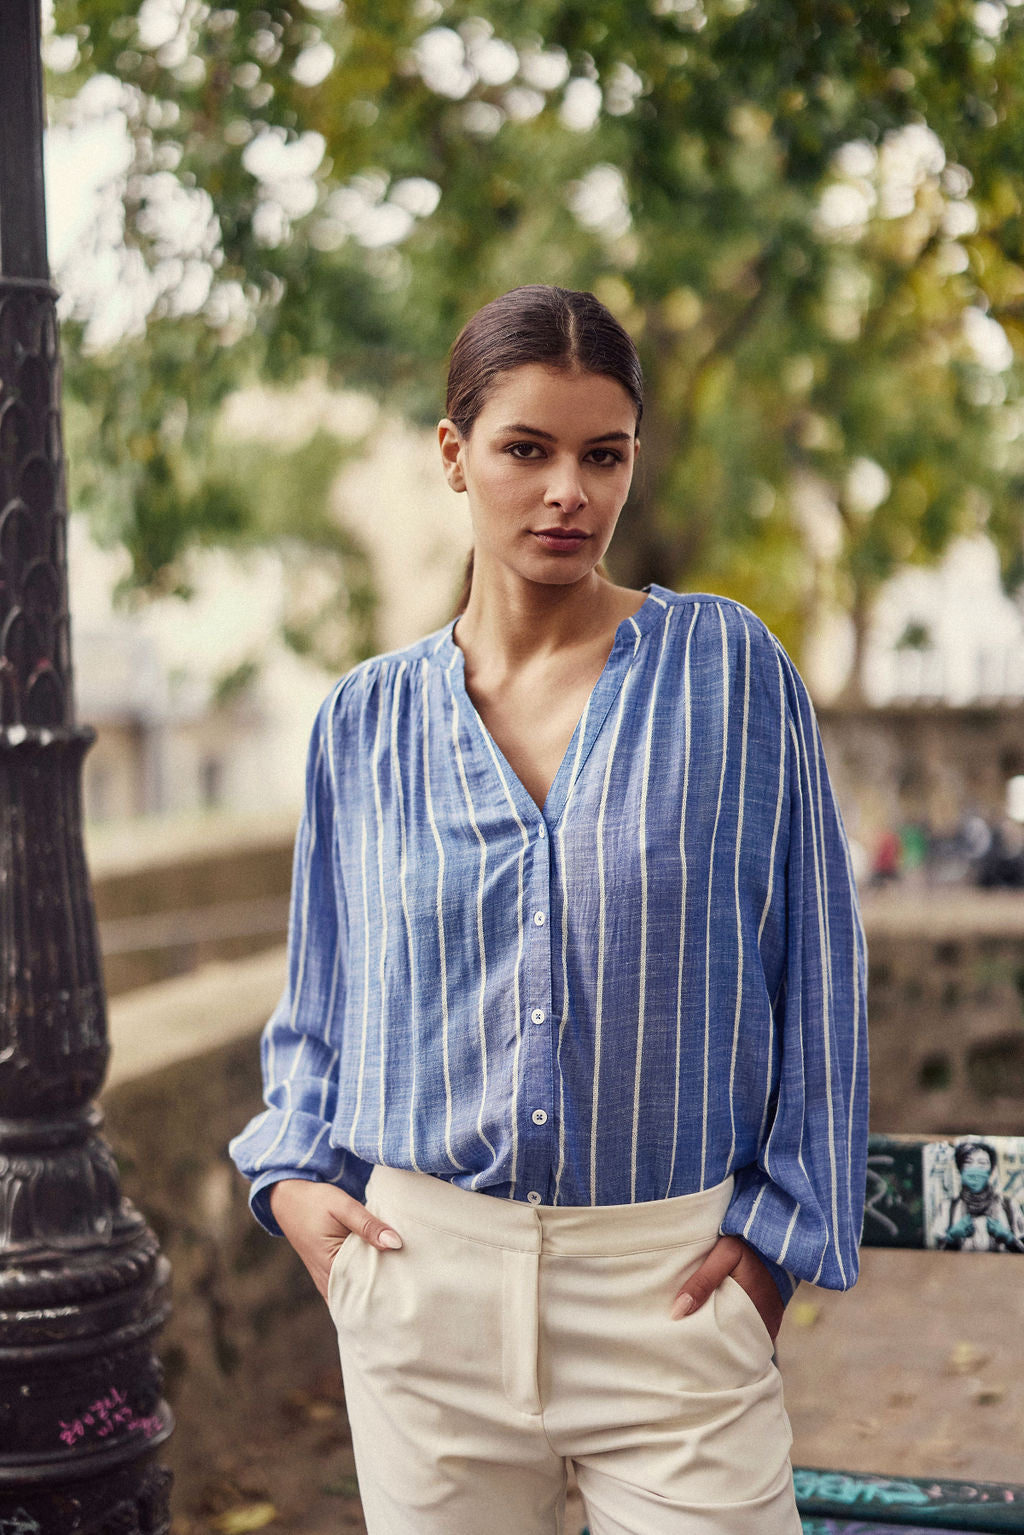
466, 657, 603, 811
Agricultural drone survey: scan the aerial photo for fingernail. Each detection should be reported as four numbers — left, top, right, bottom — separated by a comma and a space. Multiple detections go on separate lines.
379, 1231, 403, 1250
671, 1294, 695, 1320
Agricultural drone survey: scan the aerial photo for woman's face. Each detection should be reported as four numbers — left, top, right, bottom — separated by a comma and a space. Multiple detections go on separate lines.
438, 363, 639, 589
960, 1148, 993, 1192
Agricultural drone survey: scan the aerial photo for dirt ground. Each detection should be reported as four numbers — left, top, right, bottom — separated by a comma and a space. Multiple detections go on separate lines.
169, 1245, 1024, 1535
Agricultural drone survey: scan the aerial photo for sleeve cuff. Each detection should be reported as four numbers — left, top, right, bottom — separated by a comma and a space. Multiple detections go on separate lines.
720, 1165, 849, 1296
247, 1154, 374, 1236
250, 1170, 320, 1237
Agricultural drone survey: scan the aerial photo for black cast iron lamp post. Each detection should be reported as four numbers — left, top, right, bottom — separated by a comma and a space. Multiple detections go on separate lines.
0, 3, 173, 1530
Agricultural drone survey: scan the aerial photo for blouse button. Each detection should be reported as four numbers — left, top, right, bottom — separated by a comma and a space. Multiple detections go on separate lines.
531, 1108, 548, 1126
530, 1008, 545, 1025
538, 824, 546, 840
527, 1191, 542, 1206
533, 911, 546, 927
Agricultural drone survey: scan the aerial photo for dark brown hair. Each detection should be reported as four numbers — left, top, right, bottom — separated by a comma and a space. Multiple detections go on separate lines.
447, 286, 643, 611
446, 284, 643, 435
955, 1139, 997, 1172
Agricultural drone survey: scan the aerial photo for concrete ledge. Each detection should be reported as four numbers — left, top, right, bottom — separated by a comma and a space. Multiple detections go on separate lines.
863, 888, 1024, 940
90, 816, 295, 996
87, 810, 298, 881
107, 946, 286, 1088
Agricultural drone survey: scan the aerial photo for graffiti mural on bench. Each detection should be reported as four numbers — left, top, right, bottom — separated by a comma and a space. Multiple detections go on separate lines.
864, 1133, 1024, 1253
794, 1132, 1024, 1535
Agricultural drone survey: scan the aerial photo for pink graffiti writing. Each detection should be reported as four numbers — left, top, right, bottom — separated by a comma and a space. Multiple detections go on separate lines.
58, 1386, 163, 1448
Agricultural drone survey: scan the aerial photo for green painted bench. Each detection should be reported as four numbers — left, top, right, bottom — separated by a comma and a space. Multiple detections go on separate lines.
584, 1132, 1024, 1535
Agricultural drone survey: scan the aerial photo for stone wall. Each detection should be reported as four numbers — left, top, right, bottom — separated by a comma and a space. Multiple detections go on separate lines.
819, 701, 1024, 846
863, 893, 1024, 1138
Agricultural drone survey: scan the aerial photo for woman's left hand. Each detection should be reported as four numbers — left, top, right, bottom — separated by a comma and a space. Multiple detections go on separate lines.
670, 1234, 784, 1342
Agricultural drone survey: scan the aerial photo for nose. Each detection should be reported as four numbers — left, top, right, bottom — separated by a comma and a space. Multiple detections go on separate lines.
543, 457, 588, 514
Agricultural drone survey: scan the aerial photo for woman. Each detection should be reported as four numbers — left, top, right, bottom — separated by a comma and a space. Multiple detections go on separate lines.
938, 1140, 1024, 1252
230, 285, 868, 1535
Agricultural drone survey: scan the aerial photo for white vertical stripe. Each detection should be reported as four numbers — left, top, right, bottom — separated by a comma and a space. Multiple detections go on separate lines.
561, 693, 593, 815
317, 1050, 339, 1122
286, 1034, 307, 1084
700, 606, 731, 1189
741, 1180, 768, 1241
288, 737, 325, 1036
759, 725, 813, 1227
770, 722, 811, 1194
421, 659, 467, 1172
667, 602, 700, 1196
726, 622, 751, 1170
390, 664, 421, 1172
322, 941, 341, 1046
776, 1201, 801, 1267
369, 695, 390, 1163
555, 700, 595, 1204
843, 832, 864, 1188
812, 738, 853, 1267
590, 652, 639, 1204
758, 647, 788, 943
752, 646, 789, 1151
472, 722, 529, 1194
296, 1120, 329, 1171
630, 608, 673, 1199
755, 1003, 778, 1150
812, 722, 836, 1024
791, 689, 846, 1287
254, 1079, 293, 1170
347, 816, 372, 1144
449, 688, 498, 1172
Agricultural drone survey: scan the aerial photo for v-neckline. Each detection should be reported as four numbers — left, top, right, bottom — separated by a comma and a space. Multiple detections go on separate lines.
443, 588, 669, 828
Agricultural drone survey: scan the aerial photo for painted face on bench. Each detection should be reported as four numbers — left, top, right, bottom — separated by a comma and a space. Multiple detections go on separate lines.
960, 1148, 994, 1192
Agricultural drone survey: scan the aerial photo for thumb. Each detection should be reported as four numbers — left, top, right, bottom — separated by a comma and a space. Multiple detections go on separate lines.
671, 1234, 744, 1320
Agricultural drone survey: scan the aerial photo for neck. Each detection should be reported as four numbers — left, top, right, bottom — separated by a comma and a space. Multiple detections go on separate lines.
455, 564, 642, 671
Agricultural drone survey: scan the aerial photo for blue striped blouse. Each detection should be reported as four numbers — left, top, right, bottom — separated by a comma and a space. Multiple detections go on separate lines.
230, 586, 868, 1299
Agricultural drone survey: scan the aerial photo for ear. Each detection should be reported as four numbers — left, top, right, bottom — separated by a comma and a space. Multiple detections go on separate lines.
438, 419, 467, 492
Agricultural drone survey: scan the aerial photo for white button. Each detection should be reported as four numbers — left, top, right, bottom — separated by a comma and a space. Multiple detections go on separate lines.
533, 911, 545, 926
527, 1191, 542, 1205
538, 824, 546, 839
530, 1008, 545, 1025
531, 1108, 548, 1126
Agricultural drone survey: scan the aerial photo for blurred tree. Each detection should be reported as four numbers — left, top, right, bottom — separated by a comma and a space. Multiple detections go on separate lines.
48, 0, 1024, 690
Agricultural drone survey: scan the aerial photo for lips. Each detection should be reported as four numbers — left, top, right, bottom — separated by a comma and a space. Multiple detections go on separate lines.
532, 528, 590, 552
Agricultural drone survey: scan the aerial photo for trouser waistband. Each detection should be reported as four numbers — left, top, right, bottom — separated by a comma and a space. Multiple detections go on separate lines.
366, 1166, 734, 1257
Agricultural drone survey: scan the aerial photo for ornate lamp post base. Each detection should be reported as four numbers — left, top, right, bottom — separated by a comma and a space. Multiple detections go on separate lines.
0, 727, 174, 1532
0, 8, 174, 1519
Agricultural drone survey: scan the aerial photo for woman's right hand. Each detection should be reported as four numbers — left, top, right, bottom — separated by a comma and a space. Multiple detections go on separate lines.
268, 1178, 403, 1300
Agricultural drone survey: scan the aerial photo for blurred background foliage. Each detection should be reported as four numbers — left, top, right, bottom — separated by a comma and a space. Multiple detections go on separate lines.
47, 0, 1024, 688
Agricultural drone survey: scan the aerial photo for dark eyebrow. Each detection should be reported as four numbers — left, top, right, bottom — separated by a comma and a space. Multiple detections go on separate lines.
498, 424, 635, 445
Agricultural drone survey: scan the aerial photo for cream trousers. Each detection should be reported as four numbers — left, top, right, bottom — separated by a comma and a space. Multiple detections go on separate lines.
327, 1166, 800, 1535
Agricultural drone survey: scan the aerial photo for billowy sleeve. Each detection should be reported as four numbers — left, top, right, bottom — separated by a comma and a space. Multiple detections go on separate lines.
721, 641, 868, 1298
229, 697, 373, 1234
